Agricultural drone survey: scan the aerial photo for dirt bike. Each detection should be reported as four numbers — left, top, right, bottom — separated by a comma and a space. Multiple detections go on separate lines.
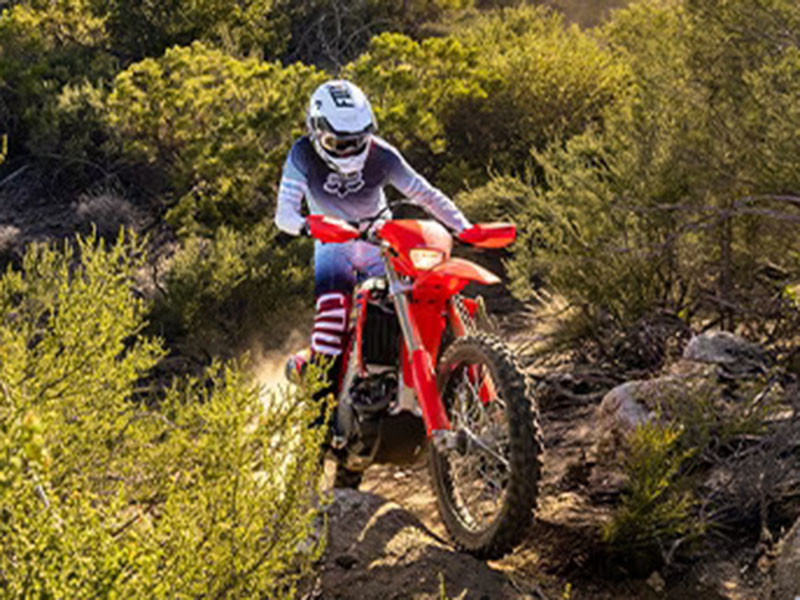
285, 206, 543, 559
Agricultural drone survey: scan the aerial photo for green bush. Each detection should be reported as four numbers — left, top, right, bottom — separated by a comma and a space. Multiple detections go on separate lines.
506, 0, 800, 354
103, 42, 326, 235
603, 370, 783, 565
0, 231, 326, 598
0, 0, 116, 169
602, 422, 701, 560
450, 6, 627, 180
345, 6, 625, 192
454, 175, 550, 298
344, 31, 489, 191
94, 0, 288, 61
152, 221, 314, 358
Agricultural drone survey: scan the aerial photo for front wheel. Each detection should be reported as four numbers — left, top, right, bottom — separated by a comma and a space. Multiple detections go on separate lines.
429, 334, 543, 559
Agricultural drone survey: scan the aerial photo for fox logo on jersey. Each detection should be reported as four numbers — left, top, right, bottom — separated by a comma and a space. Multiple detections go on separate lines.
323, 171, 365, 198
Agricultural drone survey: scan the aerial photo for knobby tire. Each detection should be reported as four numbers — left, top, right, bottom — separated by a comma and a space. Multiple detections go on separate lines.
429, 333, 543, 559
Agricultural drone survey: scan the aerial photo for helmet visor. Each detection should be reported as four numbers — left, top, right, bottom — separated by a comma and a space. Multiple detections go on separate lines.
319, 131, 370, 157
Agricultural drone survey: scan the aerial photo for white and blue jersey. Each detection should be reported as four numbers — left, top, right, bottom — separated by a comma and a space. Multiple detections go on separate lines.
274, 135, 470, 236
274, 135, 471, 356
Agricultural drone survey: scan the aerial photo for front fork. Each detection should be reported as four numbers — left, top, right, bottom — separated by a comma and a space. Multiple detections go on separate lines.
383, 254, 451, 438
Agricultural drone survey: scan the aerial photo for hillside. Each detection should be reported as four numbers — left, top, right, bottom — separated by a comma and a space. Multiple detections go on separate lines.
2, 0, 800, 598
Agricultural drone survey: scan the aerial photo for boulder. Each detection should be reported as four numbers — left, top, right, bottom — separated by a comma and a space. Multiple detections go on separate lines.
594, 377, 692, 460
682, 330, 770, 377
595, 331, 771, 458
317, 488, 520, 600
596, 381, 654, 434
772, 516, 800, 599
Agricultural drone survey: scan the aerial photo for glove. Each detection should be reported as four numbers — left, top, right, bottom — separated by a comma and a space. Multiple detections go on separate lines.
274, 222, 310, 245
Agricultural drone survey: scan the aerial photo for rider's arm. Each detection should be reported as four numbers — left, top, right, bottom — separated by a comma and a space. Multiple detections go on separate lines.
274, 151, 309, 236
385, 142, 471, 233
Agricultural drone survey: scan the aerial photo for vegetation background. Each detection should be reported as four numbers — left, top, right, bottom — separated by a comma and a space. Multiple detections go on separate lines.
1, 0, 799, 597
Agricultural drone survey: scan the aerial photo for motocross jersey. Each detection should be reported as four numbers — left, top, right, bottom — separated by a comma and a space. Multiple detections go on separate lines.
274, 135, 470, 235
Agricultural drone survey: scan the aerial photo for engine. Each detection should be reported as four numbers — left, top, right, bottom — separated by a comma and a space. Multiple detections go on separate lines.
334, 277, 402, 464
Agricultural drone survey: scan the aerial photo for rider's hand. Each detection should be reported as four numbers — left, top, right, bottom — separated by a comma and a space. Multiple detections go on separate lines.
275, 221, 310, 245
457, 223, 479, 243
361, 218, 386, 243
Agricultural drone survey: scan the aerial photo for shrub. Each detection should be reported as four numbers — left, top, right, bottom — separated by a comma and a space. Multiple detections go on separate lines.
0, 231, 326, 597
151, 221, 314, 358
603, 370, 785, 567
449, 6, 627, 181
345, 6, 626, 192
344, 32, 489, 191
103, 42, 326, 235
602, 422, 701, 563
505, 0, 800, 355
0, 0, 116, 173
94, 0, 288, 61
75, 183, 142, 239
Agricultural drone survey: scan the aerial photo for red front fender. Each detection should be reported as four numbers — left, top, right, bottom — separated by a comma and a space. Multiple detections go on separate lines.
416, 257, 501, 293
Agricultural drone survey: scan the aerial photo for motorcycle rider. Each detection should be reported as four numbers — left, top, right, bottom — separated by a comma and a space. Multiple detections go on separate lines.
275, 79, 472, 405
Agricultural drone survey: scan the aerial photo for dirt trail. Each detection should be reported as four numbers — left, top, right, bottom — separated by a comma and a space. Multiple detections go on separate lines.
312, 374, 773, 600
309, 379, 611, 600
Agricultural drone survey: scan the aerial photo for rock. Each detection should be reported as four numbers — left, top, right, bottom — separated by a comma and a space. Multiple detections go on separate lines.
320, 488, 520, 600
597, 381, 654, 430
594, 377, 690, 459
595, 331, 773, 461
772, 516, 800, 599
683, 331, 769, 376
0, 224, 21, 255
646, 571, 666, 593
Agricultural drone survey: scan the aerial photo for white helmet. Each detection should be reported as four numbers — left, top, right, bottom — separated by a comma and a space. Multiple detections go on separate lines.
306, 80, 376, 175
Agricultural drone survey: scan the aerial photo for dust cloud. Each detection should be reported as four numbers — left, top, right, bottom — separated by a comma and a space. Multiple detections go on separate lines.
251, 327, 309, 392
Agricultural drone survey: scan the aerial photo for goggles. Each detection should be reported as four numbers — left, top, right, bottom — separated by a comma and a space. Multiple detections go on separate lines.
318, 131, 370, 157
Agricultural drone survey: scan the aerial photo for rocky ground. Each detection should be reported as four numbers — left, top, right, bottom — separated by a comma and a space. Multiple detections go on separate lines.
302, 325, 800, 600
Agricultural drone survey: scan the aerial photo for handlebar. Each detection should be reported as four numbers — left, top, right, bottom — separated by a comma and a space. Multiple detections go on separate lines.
304, 201, 515, 249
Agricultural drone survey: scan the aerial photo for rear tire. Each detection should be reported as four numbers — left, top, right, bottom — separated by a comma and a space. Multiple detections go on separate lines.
429, 333, 543, 559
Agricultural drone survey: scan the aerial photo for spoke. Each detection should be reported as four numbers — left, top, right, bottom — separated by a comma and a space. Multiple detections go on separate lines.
461, 425, 511, 469
441, 361, 514, 533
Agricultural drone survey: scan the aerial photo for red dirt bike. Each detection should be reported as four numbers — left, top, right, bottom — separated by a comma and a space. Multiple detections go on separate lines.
286, 206, 543, 559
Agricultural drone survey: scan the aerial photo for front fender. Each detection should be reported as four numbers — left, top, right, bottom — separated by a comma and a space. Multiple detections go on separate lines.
415, 257, 501, 293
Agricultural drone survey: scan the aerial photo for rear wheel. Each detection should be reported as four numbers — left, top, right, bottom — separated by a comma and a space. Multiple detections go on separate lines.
429, 333, 543, 559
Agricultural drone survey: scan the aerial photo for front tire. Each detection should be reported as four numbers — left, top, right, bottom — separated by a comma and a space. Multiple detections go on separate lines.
429, 333, 543, 559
